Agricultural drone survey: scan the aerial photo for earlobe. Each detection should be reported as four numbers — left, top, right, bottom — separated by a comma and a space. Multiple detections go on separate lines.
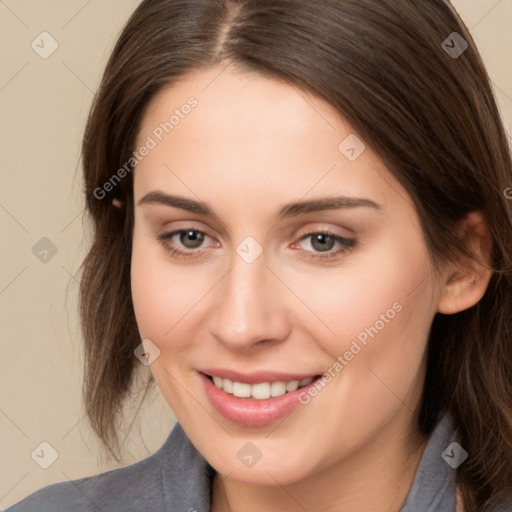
437, 211, 494, 315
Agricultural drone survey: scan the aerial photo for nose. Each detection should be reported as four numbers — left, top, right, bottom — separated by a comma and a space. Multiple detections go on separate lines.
210, 244, 291, 351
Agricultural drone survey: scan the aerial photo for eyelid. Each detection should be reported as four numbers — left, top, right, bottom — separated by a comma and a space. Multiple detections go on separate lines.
292, 223, 356, 242
158, 222, 354, 245
155, 222, 358, 265
157, 221, 216, 240
291, 228, 356, 254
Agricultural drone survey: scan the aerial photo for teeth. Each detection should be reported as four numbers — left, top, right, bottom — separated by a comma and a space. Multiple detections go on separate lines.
252, 382, 271, 399
286, 380, 300, 392
270, 381, 287, 397
222, 377, 233, 394
211, 376, 314, 400
232, 382, 252, 398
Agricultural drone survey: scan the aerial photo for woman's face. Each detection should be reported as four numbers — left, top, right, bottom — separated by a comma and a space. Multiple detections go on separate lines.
130, 64, 444, 485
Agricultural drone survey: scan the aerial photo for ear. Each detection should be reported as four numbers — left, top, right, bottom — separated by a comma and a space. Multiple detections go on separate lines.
112, 198, 123, 208
437, 211, 494, 315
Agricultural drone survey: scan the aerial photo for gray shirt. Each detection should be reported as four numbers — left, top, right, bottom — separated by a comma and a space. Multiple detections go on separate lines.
5, 413, 512, 511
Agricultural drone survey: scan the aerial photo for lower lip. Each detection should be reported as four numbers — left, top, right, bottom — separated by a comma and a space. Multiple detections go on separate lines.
199, 372, 321, 427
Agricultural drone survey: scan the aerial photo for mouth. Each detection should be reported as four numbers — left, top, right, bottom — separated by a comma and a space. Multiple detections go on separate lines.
199, 371, 325, 427
202, 372, 323, 401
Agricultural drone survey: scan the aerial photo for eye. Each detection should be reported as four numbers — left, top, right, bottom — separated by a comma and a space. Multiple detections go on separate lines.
294, 230, 357, 261
155, 228, 214, 260
155, 227, 357, 262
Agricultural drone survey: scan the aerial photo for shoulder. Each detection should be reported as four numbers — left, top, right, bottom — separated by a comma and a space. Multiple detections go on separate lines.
5, 422, 214, 512
4, 477, 98, 512
5, 450, 164, 512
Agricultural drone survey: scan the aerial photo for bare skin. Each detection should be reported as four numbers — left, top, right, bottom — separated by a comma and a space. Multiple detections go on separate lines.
129, 64, 492, 512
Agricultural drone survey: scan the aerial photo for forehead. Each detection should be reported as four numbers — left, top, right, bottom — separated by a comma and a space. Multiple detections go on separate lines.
132, 65, 409, 215
138, 65, 338, 138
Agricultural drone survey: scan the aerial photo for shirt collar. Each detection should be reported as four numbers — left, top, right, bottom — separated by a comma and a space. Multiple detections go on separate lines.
399, 412, 458, 511
158, 412, 457, 512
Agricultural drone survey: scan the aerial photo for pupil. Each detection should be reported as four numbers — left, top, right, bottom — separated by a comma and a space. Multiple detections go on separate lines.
182, 230, 204, 248
313, 234, 333, 252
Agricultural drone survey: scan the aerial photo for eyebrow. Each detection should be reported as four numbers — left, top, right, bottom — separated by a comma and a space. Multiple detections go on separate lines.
137, 191, 382, 221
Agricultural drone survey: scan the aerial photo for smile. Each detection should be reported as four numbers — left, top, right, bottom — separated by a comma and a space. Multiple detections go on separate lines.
208, 375, 315, 400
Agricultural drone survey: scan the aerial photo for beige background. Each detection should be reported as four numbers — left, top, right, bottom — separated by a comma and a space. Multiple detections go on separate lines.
1, 0, 511, 509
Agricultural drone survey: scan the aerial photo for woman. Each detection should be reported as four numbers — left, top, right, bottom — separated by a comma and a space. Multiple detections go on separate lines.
7, 0, 512, 511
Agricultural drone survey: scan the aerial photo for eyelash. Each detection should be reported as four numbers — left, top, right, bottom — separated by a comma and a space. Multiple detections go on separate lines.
155, 228, 357, 262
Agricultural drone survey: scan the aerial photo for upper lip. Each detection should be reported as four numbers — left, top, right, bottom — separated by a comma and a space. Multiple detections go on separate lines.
200, 368, 322, 384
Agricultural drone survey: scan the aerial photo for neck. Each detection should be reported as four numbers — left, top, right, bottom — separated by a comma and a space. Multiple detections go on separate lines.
211, 409, 429, 512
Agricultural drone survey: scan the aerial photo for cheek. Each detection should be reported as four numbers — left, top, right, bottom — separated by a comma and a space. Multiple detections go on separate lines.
295, 232, 434, 349
130, 231, 215, 353
130, 231, 185, 344
289, 230, 436, 419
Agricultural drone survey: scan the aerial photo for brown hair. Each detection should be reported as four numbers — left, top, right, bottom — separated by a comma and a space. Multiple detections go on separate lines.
78, 0, 512, 509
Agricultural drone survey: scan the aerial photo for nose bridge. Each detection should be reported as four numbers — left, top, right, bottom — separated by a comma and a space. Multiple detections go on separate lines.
212, 237, 287, 348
